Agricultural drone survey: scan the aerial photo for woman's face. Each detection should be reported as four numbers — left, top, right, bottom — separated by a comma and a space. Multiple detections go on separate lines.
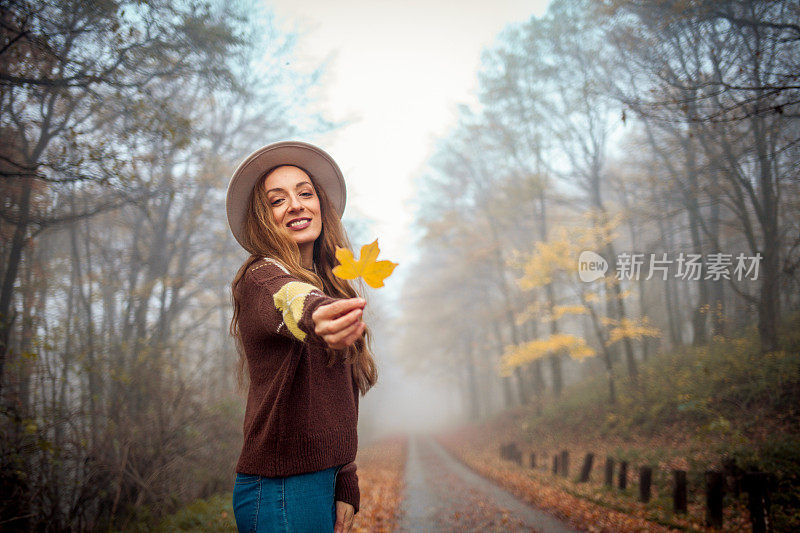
263, 165, 323, 251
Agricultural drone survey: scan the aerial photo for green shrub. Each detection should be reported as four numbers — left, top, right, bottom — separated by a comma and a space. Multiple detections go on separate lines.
156, 493, 237, 533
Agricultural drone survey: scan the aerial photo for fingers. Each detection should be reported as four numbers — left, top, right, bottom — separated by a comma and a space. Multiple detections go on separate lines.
335, 501, 355, 533
329, 306, 363, 332
325, 320, 365, 350
311, 297, 367, 350
315, 306, 362, 336
334, 505, 343, 533
335, 321, 366, 348
315, 298, 365, 321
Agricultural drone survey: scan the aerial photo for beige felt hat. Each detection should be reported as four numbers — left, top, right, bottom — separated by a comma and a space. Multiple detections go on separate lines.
226, 140, 346, 250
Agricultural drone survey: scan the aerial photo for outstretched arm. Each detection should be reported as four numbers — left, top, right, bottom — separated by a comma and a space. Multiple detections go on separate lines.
246, 258, 365, 350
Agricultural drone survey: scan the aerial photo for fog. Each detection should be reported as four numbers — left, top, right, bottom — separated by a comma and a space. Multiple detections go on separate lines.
2, 0, 798, 530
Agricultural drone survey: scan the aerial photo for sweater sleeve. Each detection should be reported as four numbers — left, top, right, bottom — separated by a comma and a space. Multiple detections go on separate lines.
335, 461, 360, 515
247, 258, 341, 348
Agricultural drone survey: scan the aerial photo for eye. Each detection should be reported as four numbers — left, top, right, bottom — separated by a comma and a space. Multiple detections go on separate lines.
270, 198, 283, 206
300, 191, 314, 197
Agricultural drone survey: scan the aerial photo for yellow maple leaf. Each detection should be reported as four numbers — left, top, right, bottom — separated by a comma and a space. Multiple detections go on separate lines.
333, 238, 398, 288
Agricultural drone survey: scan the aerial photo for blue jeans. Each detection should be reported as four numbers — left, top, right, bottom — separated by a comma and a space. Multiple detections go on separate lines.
232, 464, 344, 533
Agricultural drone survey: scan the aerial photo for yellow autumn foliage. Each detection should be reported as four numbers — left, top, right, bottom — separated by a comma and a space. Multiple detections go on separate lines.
603, 316, 662, 346
516, 233, 576, 289
551, 305, 588, 321
583, 290, 602, 303
516, 304, 588, 325
514, 301, 547, 326
513, 214, 623, 291
580, 210, 623, 245
499, 333, 595, 377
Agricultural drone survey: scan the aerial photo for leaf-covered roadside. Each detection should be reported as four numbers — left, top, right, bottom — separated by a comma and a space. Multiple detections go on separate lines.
349, 435, 407, 533
438, 427, 675, 532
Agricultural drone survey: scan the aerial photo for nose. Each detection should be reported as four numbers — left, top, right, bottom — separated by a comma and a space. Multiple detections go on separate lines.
287, 193, 304, 212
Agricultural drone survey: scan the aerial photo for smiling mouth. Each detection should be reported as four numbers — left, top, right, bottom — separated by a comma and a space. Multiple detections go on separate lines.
287, 218, 311, 229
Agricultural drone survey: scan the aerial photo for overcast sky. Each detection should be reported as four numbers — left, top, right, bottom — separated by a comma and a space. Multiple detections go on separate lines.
265, 0, 551, 298
258, 0, 553, 437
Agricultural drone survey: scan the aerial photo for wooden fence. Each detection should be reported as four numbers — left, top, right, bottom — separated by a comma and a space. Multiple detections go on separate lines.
499, 442, 773, 532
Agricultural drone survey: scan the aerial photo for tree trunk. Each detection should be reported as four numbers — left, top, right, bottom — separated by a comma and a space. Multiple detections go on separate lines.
492, 319, 515, 408
488, 223, 529, 404
69, 207, 101, 451
604, 238, 638, 380
583, 289, 616, 405
682, 120, 711, 347
538, 187, 564, 396
753, 114, 781, 353
0, 179, 32, 399
464, 333, 481, 420
658, 213, 682, 347
708, 171, 725, 337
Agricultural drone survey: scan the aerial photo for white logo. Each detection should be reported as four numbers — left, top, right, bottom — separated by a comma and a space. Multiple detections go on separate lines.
578, 251, 608, 282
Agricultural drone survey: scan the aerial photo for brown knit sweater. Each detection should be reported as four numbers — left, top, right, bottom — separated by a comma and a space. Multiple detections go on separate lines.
234, 256, 361, 514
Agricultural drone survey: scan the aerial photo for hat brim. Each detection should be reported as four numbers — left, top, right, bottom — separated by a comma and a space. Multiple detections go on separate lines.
226, 141, 346, 251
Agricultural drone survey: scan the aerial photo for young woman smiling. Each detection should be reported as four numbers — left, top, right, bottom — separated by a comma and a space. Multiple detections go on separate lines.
225, 141, 378, 533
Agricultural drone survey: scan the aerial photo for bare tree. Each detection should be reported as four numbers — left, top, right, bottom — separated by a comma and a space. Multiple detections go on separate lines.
0, 0, 340, 529
606, 0, 800, 352
0, 0, 244, 398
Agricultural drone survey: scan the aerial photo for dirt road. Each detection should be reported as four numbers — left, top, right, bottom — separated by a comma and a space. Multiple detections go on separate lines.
397, 434, 580, 532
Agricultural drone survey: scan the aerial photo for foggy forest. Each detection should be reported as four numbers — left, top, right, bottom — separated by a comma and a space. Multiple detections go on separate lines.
1, 0, 798, 531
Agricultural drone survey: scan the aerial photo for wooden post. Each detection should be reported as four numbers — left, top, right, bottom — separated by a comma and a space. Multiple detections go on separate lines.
639, 466, 652, 503
501, 442, 522, 465
560, 450, 569, 477
552, 454, 559, 475
705, 470, 724, 528
604, 457, 615, 487
673, 470, 687, 514
745, 471, 771, 533
723, 457, 742, 497
619, 461, 628, 490
509, 443, 521, 465
579, 453, 594, 482
529, 452, 536, 469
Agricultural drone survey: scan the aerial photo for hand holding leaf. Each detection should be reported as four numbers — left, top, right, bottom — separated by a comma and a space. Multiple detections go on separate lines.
333, 239, 398, 288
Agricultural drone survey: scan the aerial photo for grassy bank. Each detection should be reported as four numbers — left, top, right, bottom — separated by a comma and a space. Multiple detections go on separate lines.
118, 435, 407, 532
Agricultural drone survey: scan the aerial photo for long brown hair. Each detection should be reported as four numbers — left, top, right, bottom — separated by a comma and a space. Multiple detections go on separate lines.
229, 165, 378, 397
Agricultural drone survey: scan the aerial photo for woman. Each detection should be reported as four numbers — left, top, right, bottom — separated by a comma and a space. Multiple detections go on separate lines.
225, 141, 378, 533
